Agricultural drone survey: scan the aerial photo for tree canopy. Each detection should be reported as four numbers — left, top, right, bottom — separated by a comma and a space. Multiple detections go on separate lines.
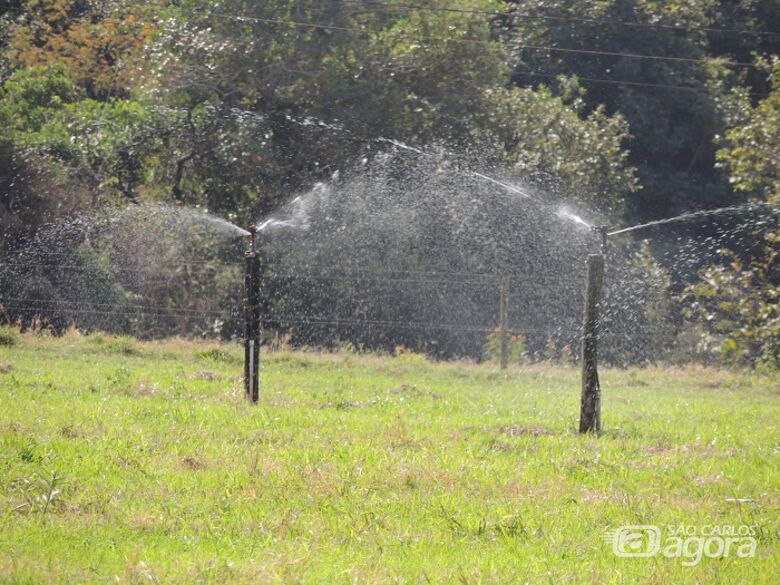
0, 0, 778, 360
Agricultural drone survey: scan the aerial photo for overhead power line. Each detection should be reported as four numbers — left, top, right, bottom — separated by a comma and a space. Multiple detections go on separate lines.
1, 305, 227, 318
514, 72, 739, 96
508, 42, 756, 68
0, 297, 228, 315
330, 0, 780, 37
196, 10, 761, 69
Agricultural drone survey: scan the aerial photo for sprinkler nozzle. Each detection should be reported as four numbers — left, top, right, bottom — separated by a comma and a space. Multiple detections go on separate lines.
248, 224, 258, 253
592, 225, 610, 254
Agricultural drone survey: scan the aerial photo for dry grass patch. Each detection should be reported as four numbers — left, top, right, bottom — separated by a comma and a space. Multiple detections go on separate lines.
133, 379, 158, 397
496, 424, 556, 437
192, 370, 222, 380
180, 456, 205, 471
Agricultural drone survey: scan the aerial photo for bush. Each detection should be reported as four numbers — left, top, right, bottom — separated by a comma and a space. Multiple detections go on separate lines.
682, 231, 779, 368
196, 347, 238, 364
393, 347, 429, 365
86, 333, 141, 356
601, 241, 675, 366
482, 327, 527, 365
0, 326, 19, 347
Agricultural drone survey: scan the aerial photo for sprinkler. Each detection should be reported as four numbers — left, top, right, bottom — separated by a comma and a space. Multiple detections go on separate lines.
248, 224, 258, 253
592, 225, 610, 254
244, 223, 260, 404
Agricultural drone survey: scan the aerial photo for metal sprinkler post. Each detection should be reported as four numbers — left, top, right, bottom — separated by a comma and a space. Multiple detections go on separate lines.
593, 225, 609, 255
579, 226, 609, 434
244, 224, 261, 404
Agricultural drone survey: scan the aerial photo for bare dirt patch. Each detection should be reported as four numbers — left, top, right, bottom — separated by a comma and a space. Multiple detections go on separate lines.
181, 456, 204, 471
193, 370, 222, 381
496, 425, 555, 437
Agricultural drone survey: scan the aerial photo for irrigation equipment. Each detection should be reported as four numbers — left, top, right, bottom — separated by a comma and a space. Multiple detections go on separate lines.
592, 225, 610, 254
244, 224, 261, 404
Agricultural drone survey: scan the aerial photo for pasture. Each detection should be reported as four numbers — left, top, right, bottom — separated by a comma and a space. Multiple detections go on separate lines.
0, 331, 778, 583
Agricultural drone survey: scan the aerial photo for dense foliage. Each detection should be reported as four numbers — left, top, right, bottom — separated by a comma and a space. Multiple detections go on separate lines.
0, 1, 778, 364
2, 0, 776, 231
683, 231, 779, 367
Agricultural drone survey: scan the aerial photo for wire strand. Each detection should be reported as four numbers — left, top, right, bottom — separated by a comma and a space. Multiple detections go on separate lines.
195, 9, 761, 68
0, 298, 230, 315
325, 0, 780, 37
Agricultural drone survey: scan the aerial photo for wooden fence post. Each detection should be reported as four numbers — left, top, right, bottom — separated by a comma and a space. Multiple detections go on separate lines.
499, 275, 509, 370
579, 254, 604, 434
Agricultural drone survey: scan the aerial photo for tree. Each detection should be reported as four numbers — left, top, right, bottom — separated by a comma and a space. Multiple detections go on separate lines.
0, 64, 162, 203
2, 0, 154, 100
684, 58, 780, 368
0, 63, 87, 248
475, 83, 637, 216
152, 0, 637, 222
717, 58, 780, 204
683, 232, 779, 367
502, 0, 780, 224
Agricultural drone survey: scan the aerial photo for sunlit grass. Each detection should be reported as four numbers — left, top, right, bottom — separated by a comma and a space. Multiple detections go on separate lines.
1, 331, 778, 583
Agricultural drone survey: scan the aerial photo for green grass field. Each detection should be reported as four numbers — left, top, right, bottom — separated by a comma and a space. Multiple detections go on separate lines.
0, 330, 778, 583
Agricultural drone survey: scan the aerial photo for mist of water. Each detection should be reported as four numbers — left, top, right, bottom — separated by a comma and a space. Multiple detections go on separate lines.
0, 203, 247, 337
257, 195, 313, 233
608, 202, 776, 236
2, 125, 777, 363
250, 142, 777, 361
556, 207, 593, 229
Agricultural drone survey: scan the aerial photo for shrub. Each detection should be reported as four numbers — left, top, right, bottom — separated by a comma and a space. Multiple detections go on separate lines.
601, 240, 675, 366
0, 326, 19, 347
196, 347, 238, 364
86, 333, 141, 356
483, 327, 527, 365
393, 348, 429, 365
682, 230, 779, 368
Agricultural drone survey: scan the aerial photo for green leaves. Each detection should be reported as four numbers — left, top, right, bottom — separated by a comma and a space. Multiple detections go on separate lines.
476, 85, 637, 217
717, 59, 780, 204
0, 64, 79, 134
36, 98, 159, 196
683, 230, 779, 368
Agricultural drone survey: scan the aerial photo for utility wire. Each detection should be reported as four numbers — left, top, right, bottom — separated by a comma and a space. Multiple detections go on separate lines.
196, 9, 760, 68
0, 298, 229, 315
15, 252, 244, 267
1, 303, 573, 336
508, 42, 757, 68
264, 274, 496, 286
320, 0, 780, 37
0, 260, 563, 282
266, 314, 574, 334
514, 72, 726, 95
1, 305, 227, 319
5, 261, 765, 287
0, 261, 240, 271
0, 262, 494, 282
3, 256, 502, 279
